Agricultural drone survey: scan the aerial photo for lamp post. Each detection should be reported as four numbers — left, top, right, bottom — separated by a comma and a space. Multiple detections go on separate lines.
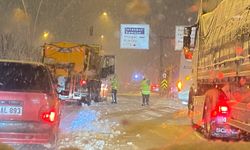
102, 12, 108, 16
41, 31, 53, 43
43, 32, 49, 39
100, 35, 104, 52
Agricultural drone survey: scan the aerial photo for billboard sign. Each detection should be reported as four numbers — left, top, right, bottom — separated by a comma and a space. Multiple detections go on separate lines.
120, 24, 150, 50
175, 26, 196, 51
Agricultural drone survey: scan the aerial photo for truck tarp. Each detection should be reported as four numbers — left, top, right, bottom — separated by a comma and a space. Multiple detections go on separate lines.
200, 0, 250, 49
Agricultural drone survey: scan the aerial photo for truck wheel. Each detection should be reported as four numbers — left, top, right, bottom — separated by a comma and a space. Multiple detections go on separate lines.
190, 110, 199, 130
189, 97, 196, 128
86, 100, 91, 106
204, 120, 213, 139
77, 100, 82, 106
203, 100, 212, 139
203, 89, 218, 140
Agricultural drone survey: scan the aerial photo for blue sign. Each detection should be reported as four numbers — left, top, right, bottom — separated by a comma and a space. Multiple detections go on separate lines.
120, 24, 150, 50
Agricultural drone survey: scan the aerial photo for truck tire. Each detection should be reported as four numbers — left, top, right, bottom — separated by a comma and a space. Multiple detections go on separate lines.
204, 118, 213, 139
77, 100, 82, 106
188, 96, 196, 128
203, 89, 219, 139
190, 110, 200, 131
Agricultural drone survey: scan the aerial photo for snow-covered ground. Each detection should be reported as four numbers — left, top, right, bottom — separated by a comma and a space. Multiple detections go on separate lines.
5, 95, 250, 150
58, 105, 121, 150
57, 95, 185, 150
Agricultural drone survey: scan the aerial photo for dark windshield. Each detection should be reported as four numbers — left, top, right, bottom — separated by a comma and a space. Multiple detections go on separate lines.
0, 62, 51, 93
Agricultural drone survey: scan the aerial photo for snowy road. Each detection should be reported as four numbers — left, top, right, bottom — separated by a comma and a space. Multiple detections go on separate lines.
7, 94, 250, 150
57, 95, 190, 150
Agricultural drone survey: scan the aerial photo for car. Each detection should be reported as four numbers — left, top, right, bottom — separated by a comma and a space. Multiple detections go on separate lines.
151, 83, 160, 92
0, 60, 60, 148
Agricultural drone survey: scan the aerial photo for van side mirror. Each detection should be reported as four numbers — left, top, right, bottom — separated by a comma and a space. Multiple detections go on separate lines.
183, 26, 195, 60
183, 27, 191, 48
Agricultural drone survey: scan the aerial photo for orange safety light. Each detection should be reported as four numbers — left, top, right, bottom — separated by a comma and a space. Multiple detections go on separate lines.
177, 81, 183, 92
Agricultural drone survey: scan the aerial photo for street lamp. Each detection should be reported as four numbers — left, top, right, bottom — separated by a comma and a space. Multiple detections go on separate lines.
101, 35, 104, 39
41, 31, 53, 43
13, 8, 27, 22
102, 12, 108, 16
100, 11, 110, 22
43, 31, 49, 40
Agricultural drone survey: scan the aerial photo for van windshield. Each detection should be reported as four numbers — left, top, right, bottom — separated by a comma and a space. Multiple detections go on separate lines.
0, 62, 51, 93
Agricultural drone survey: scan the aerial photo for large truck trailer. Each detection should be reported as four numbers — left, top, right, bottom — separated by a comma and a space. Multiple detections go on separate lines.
184, 0, 250, 140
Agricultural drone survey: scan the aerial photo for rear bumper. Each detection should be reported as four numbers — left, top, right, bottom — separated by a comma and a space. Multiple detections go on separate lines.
0, 132, 52, 144
0, 121, 57, 144
211, 124, 239, 138
210, 117, 240, 138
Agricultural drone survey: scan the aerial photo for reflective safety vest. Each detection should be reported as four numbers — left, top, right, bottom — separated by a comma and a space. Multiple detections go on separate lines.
111, 78, 118, 90
140, 79, 150, 95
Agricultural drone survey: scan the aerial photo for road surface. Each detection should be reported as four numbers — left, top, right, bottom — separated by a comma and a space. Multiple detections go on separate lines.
5, 94, 250, 150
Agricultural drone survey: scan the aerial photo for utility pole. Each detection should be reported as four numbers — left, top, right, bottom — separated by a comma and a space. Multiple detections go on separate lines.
159, 36, 164, 81
159, 36, 174, 80
159, 36, 174, 96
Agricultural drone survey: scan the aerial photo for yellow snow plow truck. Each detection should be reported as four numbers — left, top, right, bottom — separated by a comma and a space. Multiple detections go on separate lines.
42, 42, 115, 105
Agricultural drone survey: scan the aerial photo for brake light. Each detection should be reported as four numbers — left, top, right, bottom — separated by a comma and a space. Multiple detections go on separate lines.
80, 80, 87, 86
41, 109, 56, 123
211, 110, 218, 118
219, 106, 228, 114
211, 105, 229, 118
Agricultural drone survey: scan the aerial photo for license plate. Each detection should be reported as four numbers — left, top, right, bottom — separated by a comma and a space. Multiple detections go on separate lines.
0, 106, 23, 115
216, 116, 227, 123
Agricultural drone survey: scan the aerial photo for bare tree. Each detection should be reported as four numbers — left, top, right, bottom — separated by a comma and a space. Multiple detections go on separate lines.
0, 33, 40, 61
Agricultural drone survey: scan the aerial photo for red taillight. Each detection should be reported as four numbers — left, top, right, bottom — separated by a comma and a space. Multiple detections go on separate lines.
211, 105, 229, 118
219, 106, 228, 114
211, 110, 218, 118
41, 109, 56, 123
80, 80, 87, 86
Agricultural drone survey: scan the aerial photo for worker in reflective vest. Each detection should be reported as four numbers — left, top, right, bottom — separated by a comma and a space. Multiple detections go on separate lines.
111, 75, 118, 104
140, 77, 150, 106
